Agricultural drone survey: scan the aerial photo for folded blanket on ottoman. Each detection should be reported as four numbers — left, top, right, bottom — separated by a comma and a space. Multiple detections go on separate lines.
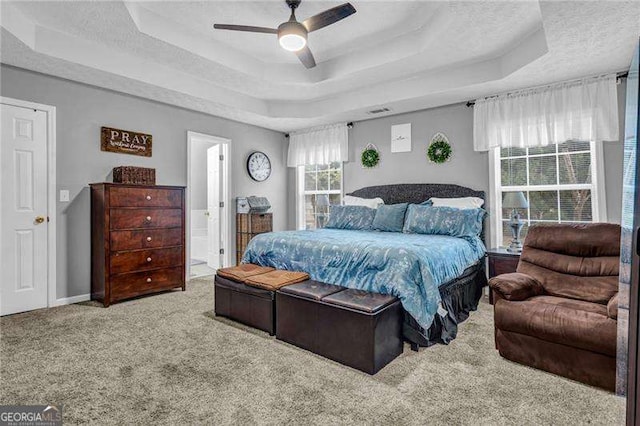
216, 264, 274, 282
244, 270, 310, 291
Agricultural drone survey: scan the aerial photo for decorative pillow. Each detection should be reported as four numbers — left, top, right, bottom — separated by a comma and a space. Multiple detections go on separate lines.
429, 197, 484, 209
403, 205, 485, 237
372, 203, 408, 232
343, 195, 385, 209
325, 205, 375, 230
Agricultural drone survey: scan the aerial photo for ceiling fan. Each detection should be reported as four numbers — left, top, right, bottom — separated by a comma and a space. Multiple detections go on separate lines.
213, 0, 356, 69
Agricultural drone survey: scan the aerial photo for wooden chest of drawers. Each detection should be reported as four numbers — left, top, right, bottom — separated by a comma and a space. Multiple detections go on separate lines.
236, 213, 273, 265
90, 183, 186, 306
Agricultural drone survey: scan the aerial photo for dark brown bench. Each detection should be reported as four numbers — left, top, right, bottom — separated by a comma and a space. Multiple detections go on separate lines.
214, 275, 277, 335
276, 281, 403, 374
214, 268, 309, 336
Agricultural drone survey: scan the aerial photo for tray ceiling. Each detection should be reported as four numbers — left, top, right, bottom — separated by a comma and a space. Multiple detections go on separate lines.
1, 1, 638, 132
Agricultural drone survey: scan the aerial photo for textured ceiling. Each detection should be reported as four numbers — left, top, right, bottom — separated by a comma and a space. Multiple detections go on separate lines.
1, 1, 638, 132
147, 1, 428, 63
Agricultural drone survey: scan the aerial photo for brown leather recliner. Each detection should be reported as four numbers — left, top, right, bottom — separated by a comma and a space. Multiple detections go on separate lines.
489, 223, 620, 391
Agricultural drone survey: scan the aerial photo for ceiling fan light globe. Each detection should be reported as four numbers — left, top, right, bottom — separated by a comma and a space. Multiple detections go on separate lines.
277, 21, 307, 52
279, 34, 306, 51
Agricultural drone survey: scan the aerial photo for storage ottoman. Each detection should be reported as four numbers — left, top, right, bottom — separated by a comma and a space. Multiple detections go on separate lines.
276, 281, 403, 374
214, 275, 276, 335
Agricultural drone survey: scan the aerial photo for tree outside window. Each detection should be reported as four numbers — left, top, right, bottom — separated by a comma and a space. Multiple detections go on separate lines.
298, 162, 342, 230
499, 141, 597, 246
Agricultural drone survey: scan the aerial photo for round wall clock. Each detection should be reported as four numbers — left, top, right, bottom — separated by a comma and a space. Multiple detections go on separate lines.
246, 151, 272, 182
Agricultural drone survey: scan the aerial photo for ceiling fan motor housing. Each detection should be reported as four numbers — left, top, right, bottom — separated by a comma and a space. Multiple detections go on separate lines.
278, 21, 308, 51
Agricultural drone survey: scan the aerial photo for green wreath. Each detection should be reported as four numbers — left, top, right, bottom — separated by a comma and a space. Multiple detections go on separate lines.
361, 148, 380, 168
427, 137, 452, 164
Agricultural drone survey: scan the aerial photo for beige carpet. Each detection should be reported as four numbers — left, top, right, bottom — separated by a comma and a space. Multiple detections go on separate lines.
0, 278, 624, 425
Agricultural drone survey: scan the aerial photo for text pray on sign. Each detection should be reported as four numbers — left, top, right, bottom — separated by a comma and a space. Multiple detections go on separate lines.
101, 127, 153, 157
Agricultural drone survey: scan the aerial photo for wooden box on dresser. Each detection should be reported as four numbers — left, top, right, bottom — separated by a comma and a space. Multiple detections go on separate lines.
90, 183, 186, 307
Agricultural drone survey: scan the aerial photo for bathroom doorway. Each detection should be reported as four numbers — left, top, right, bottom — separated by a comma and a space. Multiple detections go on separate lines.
186, 131, 230, 279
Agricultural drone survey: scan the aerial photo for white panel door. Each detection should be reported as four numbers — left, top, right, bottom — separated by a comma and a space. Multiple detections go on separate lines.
206, 145, 221, 270
1, 104, 49, 316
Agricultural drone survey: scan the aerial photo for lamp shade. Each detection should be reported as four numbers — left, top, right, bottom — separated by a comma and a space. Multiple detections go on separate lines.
503, 191, 529, 209
315, 194, 330, 207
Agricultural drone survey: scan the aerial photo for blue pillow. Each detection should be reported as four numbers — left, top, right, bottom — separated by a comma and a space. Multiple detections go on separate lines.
402, 205, 485, 237
372, 203, 408, 232
325, 205, 375, 230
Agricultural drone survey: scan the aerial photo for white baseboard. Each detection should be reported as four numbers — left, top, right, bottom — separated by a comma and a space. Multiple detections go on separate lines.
53, 293, 90, 307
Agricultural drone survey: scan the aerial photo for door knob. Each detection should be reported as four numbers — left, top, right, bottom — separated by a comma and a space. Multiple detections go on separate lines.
35, 216, 46, 224
204, 211, 210, 216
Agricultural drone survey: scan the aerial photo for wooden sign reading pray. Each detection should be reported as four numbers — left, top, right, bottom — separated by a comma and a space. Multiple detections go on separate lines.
101, 127, 152, 157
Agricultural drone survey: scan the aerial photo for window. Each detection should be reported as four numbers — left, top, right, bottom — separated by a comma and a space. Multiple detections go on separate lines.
296, 162, 343, 230
493, 141, 605, 247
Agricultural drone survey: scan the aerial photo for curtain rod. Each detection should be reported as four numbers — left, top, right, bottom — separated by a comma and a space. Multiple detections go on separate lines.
285, 122, 353, 138
465, 71, 629, 107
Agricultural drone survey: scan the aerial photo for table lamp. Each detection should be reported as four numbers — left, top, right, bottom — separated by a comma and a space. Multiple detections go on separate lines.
503, 191, 529, 253
315, 194, 330, 228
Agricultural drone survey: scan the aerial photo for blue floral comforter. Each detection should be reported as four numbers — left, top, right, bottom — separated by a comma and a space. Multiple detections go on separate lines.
242, 229, 486, 330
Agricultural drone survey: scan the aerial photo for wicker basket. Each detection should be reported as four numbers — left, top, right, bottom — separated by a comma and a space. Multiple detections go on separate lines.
113, 166, 156, 185
249, 213, 273, 233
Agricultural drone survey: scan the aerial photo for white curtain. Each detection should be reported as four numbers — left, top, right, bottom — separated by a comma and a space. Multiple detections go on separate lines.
473, 74, 619, 152
287, 123, 348, 167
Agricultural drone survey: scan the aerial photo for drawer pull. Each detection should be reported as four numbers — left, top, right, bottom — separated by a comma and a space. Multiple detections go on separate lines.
146, 236, 152, 242
147, 257, 152, 262
146, 195, 152, 200
146, 216, 152, 222
147, 278, 152, 283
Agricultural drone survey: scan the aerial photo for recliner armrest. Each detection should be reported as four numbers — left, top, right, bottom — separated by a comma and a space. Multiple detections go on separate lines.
489, 273, 544, 301
607, 293, 619, 320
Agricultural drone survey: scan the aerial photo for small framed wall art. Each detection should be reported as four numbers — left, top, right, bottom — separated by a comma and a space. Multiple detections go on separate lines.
391, 123, 412, 153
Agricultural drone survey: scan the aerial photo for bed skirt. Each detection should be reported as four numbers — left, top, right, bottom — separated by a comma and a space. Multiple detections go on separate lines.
403, 262, 487, 348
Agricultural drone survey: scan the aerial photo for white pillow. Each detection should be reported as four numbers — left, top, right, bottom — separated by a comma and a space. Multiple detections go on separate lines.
343, 195, 385, 209
429, 197, 484, 209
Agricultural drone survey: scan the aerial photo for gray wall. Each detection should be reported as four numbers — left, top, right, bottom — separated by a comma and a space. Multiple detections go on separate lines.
286, 103, 489, 230
285, 103, 490, 229
2, 63, 626, 299
1, 65, 287, 299
344, 103, 493, 238
287, 84, 627, 237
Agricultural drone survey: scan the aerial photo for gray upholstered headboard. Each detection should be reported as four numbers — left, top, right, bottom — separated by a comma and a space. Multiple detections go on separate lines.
346, 183, 487, 242
347, 183, 485, 206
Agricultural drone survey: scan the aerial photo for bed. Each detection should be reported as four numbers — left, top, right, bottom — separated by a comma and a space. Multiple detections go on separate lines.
242, 183, 488, 348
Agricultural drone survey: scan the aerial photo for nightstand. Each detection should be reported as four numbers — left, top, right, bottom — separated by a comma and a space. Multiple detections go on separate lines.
486, 248, 521, 304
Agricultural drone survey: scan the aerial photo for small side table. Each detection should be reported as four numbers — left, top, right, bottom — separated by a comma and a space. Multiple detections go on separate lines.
486, 247, 521, 304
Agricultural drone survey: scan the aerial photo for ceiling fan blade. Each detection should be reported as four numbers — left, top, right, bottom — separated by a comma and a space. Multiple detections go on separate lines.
213, 24, 278, 34
302, 3, 356, 33
295, 45, 316, 69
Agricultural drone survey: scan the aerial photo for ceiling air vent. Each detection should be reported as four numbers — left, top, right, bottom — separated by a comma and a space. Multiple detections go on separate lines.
367, 107, 391, 115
